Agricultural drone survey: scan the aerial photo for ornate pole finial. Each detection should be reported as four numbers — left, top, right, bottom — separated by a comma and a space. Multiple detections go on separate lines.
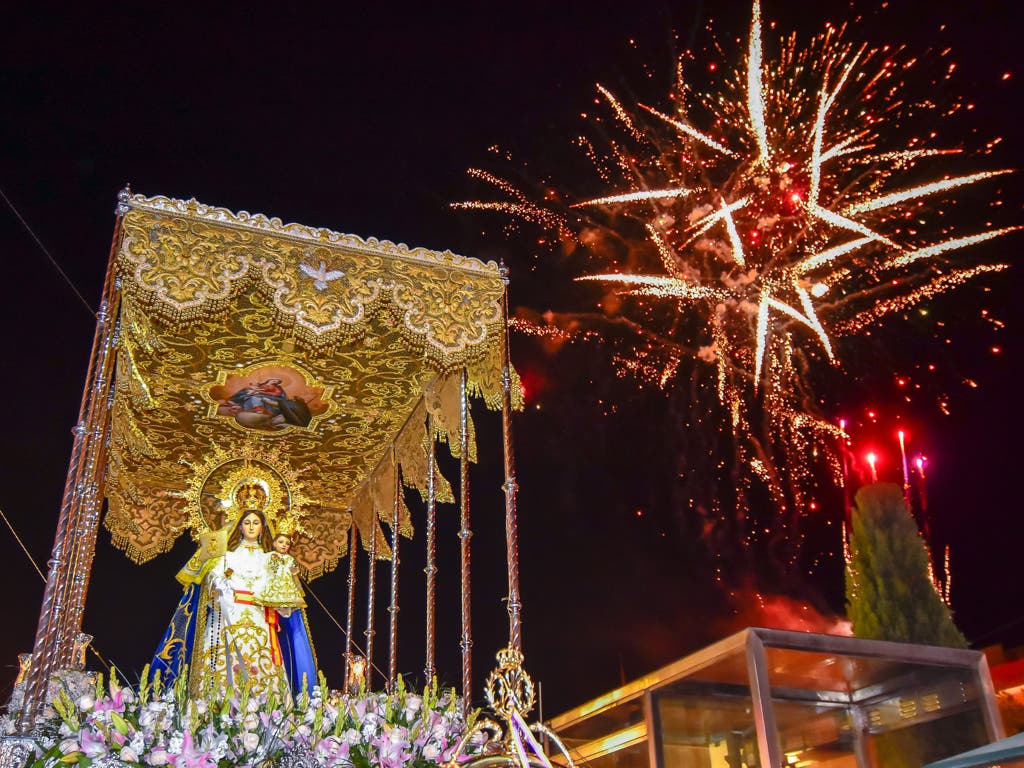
115, 185, 133, 216
444, 647, 575, 768
484, 646, 534, 721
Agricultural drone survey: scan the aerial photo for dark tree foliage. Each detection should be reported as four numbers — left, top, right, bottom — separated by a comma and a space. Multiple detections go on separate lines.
845, 482, 967, 648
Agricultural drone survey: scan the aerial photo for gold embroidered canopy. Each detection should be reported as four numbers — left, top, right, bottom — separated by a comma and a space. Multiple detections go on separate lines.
104, 193, 519, 579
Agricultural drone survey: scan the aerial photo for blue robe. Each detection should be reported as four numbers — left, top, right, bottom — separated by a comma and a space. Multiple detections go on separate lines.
279, 609, 318, 694
150, 582, 201, 686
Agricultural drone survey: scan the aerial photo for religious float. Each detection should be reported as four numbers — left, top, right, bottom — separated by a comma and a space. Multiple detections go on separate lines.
0, 189, 571, 768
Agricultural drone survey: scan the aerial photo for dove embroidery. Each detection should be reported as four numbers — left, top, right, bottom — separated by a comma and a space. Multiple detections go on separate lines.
298, 261, 345, 291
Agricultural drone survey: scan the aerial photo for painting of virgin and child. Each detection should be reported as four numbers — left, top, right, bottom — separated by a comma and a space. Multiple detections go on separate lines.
210, 366, 328, 432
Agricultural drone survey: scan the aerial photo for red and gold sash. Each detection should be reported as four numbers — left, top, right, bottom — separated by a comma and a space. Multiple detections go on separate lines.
232, 590, 283, 666
265, 608, 283, 666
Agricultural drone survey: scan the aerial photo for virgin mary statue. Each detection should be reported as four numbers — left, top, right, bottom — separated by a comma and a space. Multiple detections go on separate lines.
150, 482, 317, 697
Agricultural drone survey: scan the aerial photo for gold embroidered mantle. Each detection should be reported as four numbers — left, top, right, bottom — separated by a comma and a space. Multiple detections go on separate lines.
105, 194, 521, 580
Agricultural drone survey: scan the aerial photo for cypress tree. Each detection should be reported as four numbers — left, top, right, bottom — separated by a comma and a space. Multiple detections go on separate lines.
845, 482, 967, 648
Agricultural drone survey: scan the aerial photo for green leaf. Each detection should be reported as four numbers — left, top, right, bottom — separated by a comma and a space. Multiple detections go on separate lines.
110, 711, 130, 736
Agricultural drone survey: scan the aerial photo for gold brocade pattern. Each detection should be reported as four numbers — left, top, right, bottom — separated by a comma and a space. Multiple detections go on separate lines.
292, 506, 353, 577
117, 200, 506, 364
426, 374, 477, 463
189, 578, 284, 699
391, 405, 445, 513
258, 553, 306, 610
105, 194, 517, 580
193, 610, 283, 698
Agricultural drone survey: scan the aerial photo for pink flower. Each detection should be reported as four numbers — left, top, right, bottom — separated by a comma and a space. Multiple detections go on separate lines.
147, 748, 169, 766
95, 689, 126, 714
372, 726, 411, 768
80, 729, 107, 758
314, 736, 349, 764
167, 732, 217, 768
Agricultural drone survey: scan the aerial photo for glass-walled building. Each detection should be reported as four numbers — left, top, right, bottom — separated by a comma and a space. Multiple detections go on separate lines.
546, 628, 1003, 768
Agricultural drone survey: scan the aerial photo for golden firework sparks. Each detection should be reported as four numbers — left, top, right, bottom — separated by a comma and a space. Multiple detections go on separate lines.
458, 0, 1017, 550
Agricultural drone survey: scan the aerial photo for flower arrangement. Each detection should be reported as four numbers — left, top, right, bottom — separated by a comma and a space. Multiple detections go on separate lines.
8, 666, 477, 768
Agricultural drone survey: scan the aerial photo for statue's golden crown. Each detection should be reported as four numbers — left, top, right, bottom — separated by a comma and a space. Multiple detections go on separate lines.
181, 446, 311, 548
234, 481, 269, 513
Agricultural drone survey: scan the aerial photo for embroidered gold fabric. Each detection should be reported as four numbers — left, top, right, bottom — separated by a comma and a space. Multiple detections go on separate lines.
189, 581, 284, 698
105, 194, 519, 580
426, 373, 477, 462
257, 553, 306, 610
116, 195, 506, 363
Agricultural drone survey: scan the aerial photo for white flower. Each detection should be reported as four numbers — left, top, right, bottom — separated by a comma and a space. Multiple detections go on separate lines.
344, 728, 361, 745
120, 746, 139, 762
167, 733, 183, 754
403, 695, 423, 719
77, 695, 95, 712
242, 713, 259, 731
422, 743, 440, 760
245, 699, 259, 714
139, 702, 166, 729
129, 733, 146, 753
241, 731, 259, 752
194, 699, 208, 715
59, 738, 79, 754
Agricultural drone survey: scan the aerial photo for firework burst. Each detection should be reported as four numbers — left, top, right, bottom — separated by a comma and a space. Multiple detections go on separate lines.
457, 2, 1017, 564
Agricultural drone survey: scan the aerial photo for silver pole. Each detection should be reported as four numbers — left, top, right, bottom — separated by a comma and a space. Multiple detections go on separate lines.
344, 514, 357, 683
19, 199, 124, 730
364, 515, 377, 689
388, 447, 400, 688
424, 415, 438, 682
498, 282, 523, 652
458, 369, 473, 710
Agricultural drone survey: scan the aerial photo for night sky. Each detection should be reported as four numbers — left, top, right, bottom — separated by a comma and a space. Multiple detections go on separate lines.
1, 1, 1022, 717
